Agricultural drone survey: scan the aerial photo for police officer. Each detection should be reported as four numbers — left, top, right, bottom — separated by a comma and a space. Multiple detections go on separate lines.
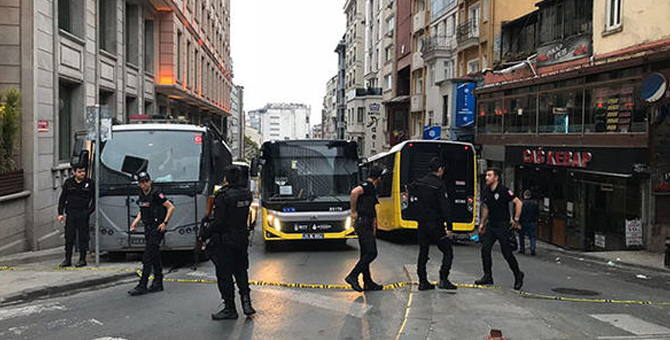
413, 157, 457, 291
128, 172, 175, 296
57, 165, 95, 268
475, 168, 525, 290
202, 166, 255, 320
344, 166, 384, 292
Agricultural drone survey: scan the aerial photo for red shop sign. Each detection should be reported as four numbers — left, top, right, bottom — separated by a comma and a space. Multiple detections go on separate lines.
523, 149, 592, 168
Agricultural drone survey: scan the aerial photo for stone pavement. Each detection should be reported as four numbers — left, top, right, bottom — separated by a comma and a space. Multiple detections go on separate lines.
0, 252, 139, 306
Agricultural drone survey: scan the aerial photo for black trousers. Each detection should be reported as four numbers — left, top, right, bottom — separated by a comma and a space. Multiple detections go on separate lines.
417, 222, 453, 282
348, 217, 378, 282
211, 240, 250, 301
480, 226, 521, 277
139, 228, 164, 287
64, 210, 90, 260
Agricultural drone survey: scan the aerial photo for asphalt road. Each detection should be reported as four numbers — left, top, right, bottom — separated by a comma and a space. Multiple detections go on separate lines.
1, 230, 670, 340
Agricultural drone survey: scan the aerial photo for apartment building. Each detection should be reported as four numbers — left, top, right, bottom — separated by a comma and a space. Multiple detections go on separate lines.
422, 0, 459, 139
0, 0, 233, 256
385, 0, 413, 146
321, 75, 338, 140
256, 103, 311, 143
229, 84, 244, 160
475, 0, 670, 252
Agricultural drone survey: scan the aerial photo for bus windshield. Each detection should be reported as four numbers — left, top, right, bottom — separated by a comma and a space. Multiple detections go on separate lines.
262, 143, 358, 201
100, 130, 204, 184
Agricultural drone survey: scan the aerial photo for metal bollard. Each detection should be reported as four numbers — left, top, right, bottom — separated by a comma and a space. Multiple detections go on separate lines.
665, 239, 670, 269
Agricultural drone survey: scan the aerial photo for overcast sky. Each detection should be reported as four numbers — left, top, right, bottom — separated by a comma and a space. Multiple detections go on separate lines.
230, 0, 346, 128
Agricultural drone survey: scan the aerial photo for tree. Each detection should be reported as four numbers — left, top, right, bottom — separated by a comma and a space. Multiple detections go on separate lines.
243, 135, 260, 163
0, 87, 20, 173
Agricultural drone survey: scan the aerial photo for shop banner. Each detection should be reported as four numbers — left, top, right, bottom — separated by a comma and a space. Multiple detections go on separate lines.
423, 125, 441, 140
625, 219, 643, 247
537, 34, 591, 67
455, 82, 476, 127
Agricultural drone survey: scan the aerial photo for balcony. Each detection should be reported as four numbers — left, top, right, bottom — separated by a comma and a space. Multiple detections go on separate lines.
413, 10, 426, 34
411, 52, 424, 71
421, 36, 455, 61
411, 94, 424, 112
456, 20, 480, 50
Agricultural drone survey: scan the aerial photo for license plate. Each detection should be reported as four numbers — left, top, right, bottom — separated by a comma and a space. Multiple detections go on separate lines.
302, 233, 324, 240
129, 235, 145, 245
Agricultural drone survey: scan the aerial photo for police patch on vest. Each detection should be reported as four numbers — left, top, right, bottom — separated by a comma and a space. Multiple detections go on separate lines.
508, 190, 514, 196
494, 193, 499, 200
139, 202, 150, 207
159, 193, 165, 199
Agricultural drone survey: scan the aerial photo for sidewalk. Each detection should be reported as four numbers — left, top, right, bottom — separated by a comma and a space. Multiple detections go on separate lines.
0, 250, 139, 306
534, 241, 669, 273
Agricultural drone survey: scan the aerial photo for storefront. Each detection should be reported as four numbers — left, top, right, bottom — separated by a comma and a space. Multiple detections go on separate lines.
506, 146, 648, 251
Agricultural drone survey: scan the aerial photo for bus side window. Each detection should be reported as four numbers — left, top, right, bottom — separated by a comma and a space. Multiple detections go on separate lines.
211, 139, 231, 184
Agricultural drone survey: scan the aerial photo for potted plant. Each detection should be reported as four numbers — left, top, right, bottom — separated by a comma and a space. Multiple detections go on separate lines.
0, 87, 23, 196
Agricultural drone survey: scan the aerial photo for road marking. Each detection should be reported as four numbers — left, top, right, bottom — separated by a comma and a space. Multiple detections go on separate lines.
395, 292, 414, 340
257, 287, 372, 318
592, 314, 670, 337
597, 336, 670, 340
0, 302, 66, 321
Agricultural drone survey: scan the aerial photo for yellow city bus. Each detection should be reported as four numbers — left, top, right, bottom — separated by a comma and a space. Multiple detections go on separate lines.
362, 140, 477, 233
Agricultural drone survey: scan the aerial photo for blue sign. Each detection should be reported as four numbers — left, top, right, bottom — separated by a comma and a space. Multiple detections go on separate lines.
642, 73, 667, 103
423, 126, 441, 140
455, 82, 476, 127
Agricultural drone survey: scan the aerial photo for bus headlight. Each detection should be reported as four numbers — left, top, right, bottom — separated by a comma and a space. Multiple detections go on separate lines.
273, 217, 282, 231
345, 216, 352, 230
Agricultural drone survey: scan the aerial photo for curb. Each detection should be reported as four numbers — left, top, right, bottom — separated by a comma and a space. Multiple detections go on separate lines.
537, 245, 670, 275
0, 248, 63, 267
0, 271, 136, 306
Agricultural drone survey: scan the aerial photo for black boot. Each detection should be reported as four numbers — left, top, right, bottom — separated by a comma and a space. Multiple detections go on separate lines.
212, 300, 238, 320
418, 280, 435, 291
438, 271, 457, 290
58, 259, 72, 268
474, 275, 494, 285
128, 284, 149, 296
240, 293, 256, 316
514, 271, 525, 291
345, 275, 363, 292
148, 280, 164, 292
363, 279, 384, 291
75, 256, 87, 268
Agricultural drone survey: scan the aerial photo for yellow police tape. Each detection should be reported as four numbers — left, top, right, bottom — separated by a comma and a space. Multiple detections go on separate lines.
2, 264, 670, 306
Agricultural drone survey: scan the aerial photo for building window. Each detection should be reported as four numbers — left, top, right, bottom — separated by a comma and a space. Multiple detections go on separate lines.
469, 5, 480, 33
467, 59, 479, 74
186, 41, 191, 88
605, 0, 622, 31
444, 60, 454, 79
504, 95, 537, 134
58, 83, 73, 161
59, 0, 71, 32
385, 74, 393, 90
144, 20, 154, 74
442, 95, 449, 126
483, 0, 489, 22
194, 51, 199, 93
539, 0, 593, 44
357, 107, 364, 123
177, 31, 182, 82
125, 96, 137, 117
385, 46, 393, 61
125, 3, 139, 65
386, 16, 395, 34
585, 80, 646, 133
415, 74, 423, 94
538, 90, 583, 134
99, 0, 116, 53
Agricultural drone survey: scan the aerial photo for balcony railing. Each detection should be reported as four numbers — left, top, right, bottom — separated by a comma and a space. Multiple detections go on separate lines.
456, 20, 480, 46
421, 36, 456, 60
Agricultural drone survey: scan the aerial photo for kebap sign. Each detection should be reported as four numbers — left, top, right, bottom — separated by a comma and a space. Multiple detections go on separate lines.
522, 149, 592, 168
506, 146, 648, 175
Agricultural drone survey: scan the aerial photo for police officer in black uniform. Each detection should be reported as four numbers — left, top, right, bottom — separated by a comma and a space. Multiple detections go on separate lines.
128, 172, 175, 296
57, 165, 95, 268
413, 157, 457, 291
344, 166, 384, 292
202, 166, 255, 320
475, 168, 525, 290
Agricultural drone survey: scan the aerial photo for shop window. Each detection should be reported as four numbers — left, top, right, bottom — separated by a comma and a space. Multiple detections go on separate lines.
477, 100, 502, 134
538, 90, 583, 134
585, 82, 646, 133
504, 95, 537, 134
